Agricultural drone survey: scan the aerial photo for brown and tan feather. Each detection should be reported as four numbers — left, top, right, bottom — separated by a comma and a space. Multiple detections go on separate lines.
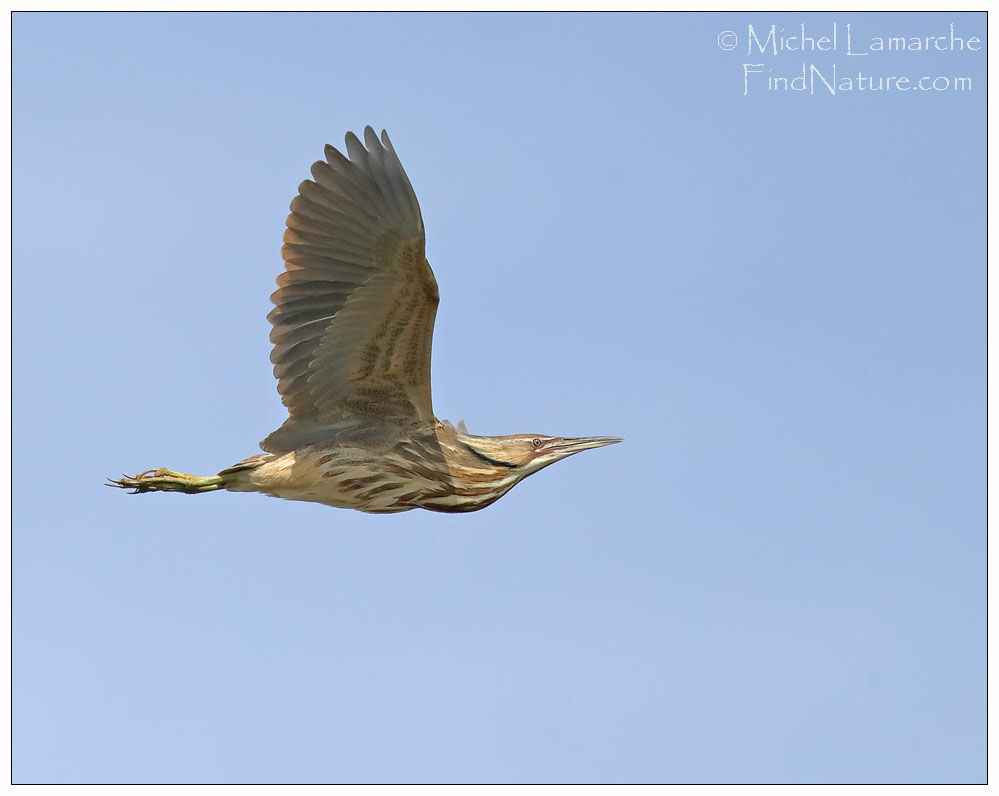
108, 127, 620, 512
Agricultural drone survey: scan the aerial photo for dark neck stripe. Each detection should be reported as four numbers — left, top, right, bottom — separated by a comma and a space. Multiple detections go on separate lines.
463, 443, 518, 469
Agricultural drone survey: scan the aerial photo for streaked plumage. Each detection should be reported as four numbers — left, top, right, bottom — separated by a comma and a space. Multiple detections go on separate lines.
110, 127, 619, 513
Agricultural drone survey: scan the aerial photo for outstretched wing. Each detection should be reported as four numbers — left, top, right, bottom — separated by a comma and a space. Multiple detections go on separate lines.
261, 127, 439, 454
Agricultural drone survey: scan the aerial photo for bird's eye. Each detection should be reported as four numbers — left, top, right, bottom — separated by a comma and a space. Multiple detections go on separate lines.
532, 438, 542, 448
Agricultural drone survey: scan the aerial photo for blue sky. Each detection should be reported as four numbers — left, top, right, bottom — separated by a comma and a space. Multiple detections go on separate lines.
13, 11, 985, 784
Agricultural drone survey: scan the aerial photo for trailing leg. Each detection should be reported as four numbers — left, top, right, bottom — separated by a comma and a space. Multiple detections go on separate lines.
107, 468, 225, 495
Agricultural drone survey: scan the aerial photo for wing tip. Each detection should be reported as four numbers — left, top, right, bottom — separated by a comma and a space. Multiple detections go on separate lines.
344, 129, 363, 151
324, 142, 343, 164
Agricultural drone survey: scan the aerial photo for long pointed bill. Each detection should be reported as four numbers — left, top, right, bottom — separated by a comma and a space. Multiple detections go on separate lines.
547, 436, 623, 458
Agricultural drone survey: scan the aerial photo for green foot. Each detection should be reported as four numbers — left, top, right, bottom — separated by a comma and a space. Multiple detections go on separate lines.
107, 468, 224, 494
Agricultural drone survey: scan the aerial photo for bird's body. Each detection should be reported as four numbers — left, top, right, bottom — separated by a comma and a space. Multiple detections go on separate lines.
222, 421, 604, 514
111, 127, 618, 513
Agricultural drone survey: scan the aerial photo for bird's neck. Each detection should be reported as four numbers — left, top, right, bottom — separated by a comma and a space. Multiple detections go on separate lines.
433, 423, 526, 483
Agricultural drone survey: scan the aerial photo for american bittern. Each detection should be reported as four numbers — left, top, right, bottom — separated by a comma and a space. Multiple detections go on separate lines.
109, 127, 619, 513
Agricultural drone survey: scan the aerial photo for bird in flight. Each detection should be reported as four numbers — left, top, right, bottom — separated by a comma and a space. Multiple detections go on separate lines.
109, 127, 619, 513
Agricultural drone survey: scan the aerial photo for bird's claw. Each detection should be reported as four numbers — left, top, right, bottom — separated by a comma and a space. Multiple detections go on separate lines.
107, 468, 185, 493
106, 468, 223, 495
107, 472, 153, 493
